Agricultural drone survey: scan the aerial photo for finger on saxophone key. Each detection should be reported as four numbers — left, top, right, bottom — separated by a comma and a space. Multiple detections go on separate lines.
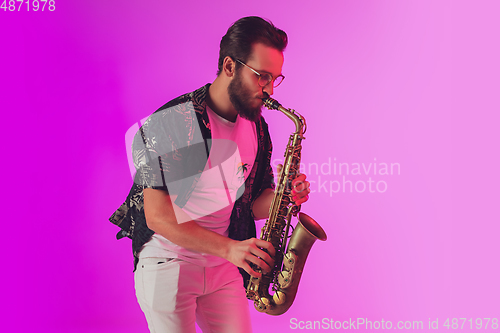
254, 240, 275, 272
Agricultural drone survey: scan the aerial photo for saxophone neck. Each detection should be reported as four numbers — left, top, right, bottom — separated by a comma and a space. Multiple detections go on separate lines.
262, 96, 306, 135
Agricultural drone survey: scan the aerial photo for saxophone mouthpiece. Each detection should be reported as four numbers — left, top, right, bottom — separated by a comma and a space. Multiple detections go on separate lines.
262, 93, 282, 110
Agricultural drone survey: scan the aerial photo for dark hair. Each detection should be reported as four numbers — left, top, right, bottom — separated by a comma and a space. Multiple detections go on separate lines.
217, 16, 288, 76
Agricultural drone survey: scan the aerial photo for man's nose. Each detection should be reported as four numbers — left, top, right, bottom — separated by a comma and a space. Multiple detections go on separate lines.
263, 83, 274, 96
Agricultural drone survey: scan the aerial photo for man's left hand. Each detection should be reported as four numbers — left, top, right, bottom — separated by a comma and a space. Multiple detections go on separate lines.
291, 172, 310, 206
278, 164, 310, 206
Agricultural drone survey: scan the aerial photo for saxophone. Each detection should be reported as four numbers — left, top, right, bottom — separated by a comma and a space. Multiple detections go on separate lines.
246, 96, 327, 315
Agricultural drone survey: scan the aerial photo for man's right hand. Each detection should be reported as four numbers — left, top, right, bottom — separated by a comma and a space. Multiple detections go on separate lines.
226, 238, 276, 278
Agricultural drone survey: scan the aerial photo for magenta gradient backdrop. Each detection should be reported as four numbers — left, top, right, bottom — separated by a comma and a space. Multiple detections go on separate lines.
1, 1, 499, 332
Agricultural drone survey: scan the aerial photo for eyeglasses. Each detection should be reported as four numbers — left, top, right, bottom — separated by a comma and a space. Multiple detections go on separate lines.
235, 59, 285, 88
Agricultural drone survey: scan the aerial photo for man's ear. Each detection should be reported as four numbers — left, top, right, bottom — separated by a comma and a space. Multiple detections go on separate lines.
222, 56, 236, 77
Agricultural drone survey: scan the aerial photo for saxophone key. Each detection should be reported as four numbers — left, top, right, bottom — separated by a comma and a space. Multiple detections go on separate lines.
283, 251, 297, 270
278, 270, 292, 289
273, 290, 286, 305
255, 297, 271, 312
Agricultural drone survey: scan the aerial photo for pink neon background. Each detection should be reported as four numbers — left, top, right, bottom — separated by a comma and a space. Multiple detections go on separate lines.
1, 1, 499, 332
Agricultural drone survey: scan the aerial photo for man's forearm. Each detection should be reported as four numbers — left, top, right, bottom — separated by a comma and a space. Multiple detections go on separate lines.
144, 189, 235, 259
143, 188, 275, 276
151, 219, 236, 259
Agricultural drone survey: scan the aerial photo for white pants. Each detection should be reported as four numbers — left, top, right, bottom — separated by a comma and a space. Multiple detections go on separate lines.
134, 258, 253, 333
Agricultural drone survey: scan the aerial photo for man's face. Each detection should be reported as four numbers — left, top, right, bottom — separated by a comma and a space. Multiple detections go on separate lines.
228, 43, 284, 122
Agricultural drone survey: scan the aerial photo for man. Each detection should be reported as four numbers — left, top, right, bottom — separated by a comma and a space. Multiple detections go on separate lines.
110, 16, 310, 332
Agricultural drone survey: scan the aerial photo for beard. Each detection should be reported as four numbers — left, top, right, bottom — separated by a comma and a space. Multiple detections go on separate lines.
227, 71, 263, 122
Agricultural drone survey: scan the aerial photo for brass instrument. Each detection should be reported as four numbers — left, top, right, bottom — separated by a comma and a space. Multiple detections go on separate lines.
246, 96, 327, 315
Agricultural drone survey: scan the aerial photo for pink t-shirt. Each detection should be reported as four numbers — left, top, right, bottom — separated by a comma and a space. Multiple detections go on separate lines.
139, 106, 257, 266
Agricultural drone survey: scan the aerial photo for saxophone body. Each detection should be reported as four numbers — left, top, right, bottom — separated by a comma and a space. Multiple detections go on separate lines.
246, 97, 327, 316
